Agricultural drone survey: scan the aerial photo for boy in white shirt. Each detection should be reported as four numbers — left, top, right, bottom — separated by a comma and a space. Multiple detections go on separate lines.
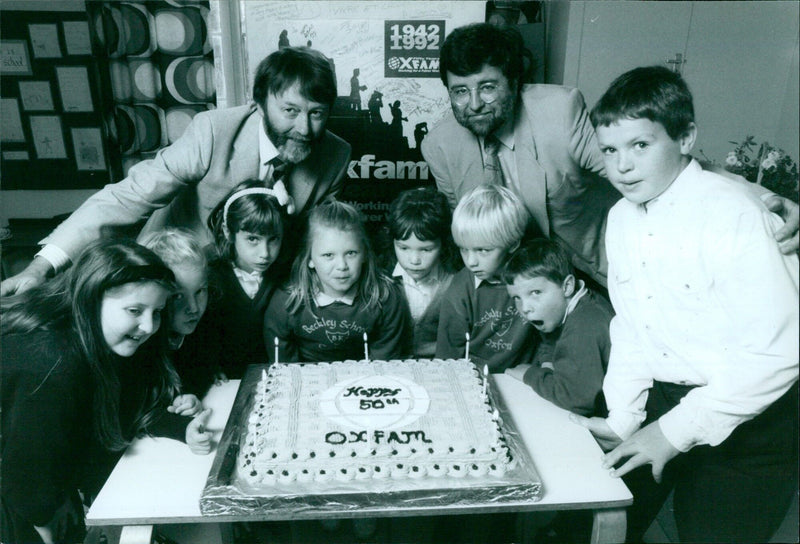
574, 66, 798, 543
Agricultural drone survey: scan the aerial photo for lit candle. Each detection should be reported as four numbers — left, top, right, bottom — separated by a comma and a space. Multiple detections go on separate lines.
274, 337, 279, 364
262, 368, 267, 380
482, 364, 489, 396
492, 408, 499, 421
363, 332, 369, 361
465, 332, 470, 361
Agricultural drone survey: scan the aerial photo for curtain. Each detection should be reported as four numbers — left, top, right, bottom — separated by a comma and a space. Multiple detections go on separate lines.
88, 1, 216, 178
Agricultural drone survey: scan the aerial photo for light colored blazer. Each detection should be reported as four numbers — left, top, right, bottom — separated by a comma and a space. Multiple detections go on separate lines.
43, 104, 351, 257
422, 84, 620, 286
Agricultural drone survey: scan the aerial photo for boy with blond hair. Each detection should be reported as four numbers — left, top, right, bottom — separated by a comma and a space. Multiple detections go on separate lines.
575, 66, 799, 543
436, 184, 536, 372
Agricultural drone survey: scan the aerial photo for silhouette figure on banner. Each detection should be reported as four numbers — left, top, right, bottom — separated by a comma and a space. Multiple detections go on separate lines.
349, 68, 368, 111
278, 30, 290, 49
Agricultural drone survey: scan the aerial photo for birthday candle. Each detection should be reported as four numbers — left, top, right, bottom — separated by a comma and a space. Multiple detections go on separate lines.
482, 364, 489, 396
274, 337, 279, 364
363, 332, 369, 361
465, 332, 470, 361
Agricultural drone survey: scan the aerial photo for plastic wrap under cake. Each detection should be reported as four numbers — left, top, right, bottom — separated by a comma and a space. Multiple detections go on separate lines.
200, 362, 543, 518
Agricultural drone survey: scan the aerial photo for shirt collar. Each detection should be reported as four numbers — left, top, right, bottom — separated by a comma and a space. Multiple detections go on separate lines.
562, 279, 587, 325
258, 120, 280, 169
493, 116, 515, 150
473, 275, 503, 289
233, 265, 263, 281
314, 290, 356, 307
639, 158, 699, 213
392, 262, 442, 288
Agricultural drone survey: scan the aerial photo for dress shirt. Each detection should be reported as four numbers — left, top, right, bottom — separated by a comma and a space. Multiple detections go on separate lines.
392, 263, 447, 322
604, 160, 799, 452
232, 266, 263, 299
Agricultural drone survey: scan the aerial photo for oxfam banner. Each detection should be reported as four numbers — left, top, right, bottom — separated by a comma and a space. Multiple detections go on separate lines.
241, 1, 485, 227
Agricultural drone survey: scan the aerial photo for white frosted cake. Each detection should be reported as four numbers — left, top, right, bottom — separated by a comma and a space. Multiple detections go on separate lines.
238, 359, 517, 486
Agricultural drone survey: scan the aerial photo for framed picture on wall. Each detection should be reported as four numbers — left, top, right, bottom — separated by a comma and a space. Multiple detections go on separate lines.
71, 127, 107, 171
28, 23, 62, 58
1, 40, 33, 75
29, 115, 67, 159
19, 80, 55, 111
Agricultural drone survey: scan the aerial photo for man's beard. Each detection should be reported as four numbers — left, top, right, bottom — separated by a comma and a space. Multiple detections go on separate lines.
265, 119, 316, 164
453, 93, 516, 138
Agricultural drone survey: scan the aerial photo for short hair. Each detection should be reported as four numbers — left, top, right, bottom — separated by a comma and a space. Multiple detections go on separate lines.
388, 187, 452, 244
439, 23, 527, 90
590, 65, 695, 140
451, 184, 530, 250
502, 238, 573, 285
140, 228, 207, 271
207, 180, 287, 263
252, 47, 337, 108
387, 187, 459, 273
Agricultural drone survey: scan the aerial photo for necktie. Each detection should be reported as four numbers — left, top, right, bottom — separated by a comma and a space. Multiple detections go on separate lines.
483, 135, 504, 185
265, 156, 289, 188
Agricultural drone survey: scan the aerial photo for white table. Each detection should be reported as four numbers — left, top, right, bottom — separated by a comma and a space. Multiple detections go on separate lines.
86, 376, 632, 543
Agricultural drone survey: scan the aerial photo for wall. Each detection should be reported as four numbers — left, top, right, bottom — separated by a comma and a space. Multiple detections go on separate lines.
0, 0, 93, 229
776, 34, 800, 161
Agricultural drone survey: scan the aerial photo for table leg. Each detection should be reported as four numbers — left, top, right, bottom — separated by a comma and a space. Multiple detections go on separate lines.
119, 525, 153, 544
591, 508, 627, 544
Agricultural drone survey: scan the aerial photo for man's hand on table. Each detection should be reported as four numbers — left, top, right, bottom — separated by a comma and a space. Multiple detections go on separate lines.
186, 408, 213, 455
765, 194, 799, 254
600, 421, 680, 484
0, 256, 53, 296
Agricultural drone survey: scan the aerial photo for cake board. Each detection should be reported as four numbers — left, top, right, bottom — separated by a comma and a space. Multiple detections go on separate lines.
200, 363, 543, 518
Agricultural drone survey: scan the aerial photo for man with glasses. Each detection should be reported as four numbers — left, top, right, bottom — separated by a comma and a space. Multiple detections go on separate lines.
422, 23, 798, 288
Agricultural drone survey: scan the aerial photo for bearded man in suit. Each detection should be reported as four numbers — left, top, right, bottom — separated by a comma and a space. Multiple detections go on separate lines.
2, 47, 350, 295
422, 23, 798, 288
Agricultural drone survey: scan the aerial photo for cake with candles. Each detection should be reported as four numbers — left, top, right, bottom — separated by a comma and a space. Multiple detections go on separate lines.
237, 358, 518, 486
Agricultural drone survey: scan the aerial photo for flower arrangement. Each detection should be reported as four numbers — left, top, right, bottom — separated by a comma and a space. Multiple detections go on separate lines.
723, 136, 799, 203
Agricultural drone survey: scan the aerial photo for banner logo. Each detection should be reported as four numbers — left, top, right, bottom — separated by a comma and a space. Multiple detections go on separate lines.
385, 20, 444, 78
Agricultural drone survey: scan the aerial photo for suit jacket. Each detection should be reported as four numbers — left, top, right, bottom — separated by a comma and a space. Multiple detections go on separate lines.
422, 85, 620, 286
43, 104, 351, 256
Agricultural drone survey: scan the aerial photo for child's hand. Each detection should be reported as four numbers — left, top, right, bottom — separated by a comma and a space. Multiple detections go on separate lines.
213, 371, 229, 386
168, 394, 202, 416
504, 363, 531, 382
600, 420, 680, 483
186, 408, 213, 455
569, 413, 623, 452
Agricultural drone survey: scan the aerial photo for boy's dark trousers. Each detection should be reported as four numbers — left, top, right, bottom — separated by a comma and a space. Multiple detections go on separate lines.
622, 380, 798, 543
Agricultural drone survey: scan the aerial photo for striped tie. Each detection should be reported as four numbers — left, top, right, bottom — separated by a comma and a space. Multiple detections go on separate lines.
483, 135, 504, 185
265, 156, 289, 188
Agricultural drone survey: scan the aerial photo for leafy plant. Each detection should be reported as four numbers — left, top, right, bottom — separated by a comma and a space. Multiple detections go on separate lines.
722, 136, 799, 203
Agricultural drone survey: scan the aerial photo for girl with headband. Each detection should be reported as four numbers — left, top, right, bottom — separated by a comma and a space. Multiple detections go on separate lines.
204, 179, 290, 380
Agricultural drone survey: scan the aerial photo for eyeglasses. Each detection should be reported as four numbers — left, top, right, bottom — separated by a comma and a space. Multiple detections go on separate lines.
448, 83, 500, 106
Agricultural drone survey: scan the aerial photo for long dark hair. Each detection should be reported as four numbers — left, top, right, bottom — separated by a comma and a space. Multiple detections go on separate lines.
1, 238, 179, 451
